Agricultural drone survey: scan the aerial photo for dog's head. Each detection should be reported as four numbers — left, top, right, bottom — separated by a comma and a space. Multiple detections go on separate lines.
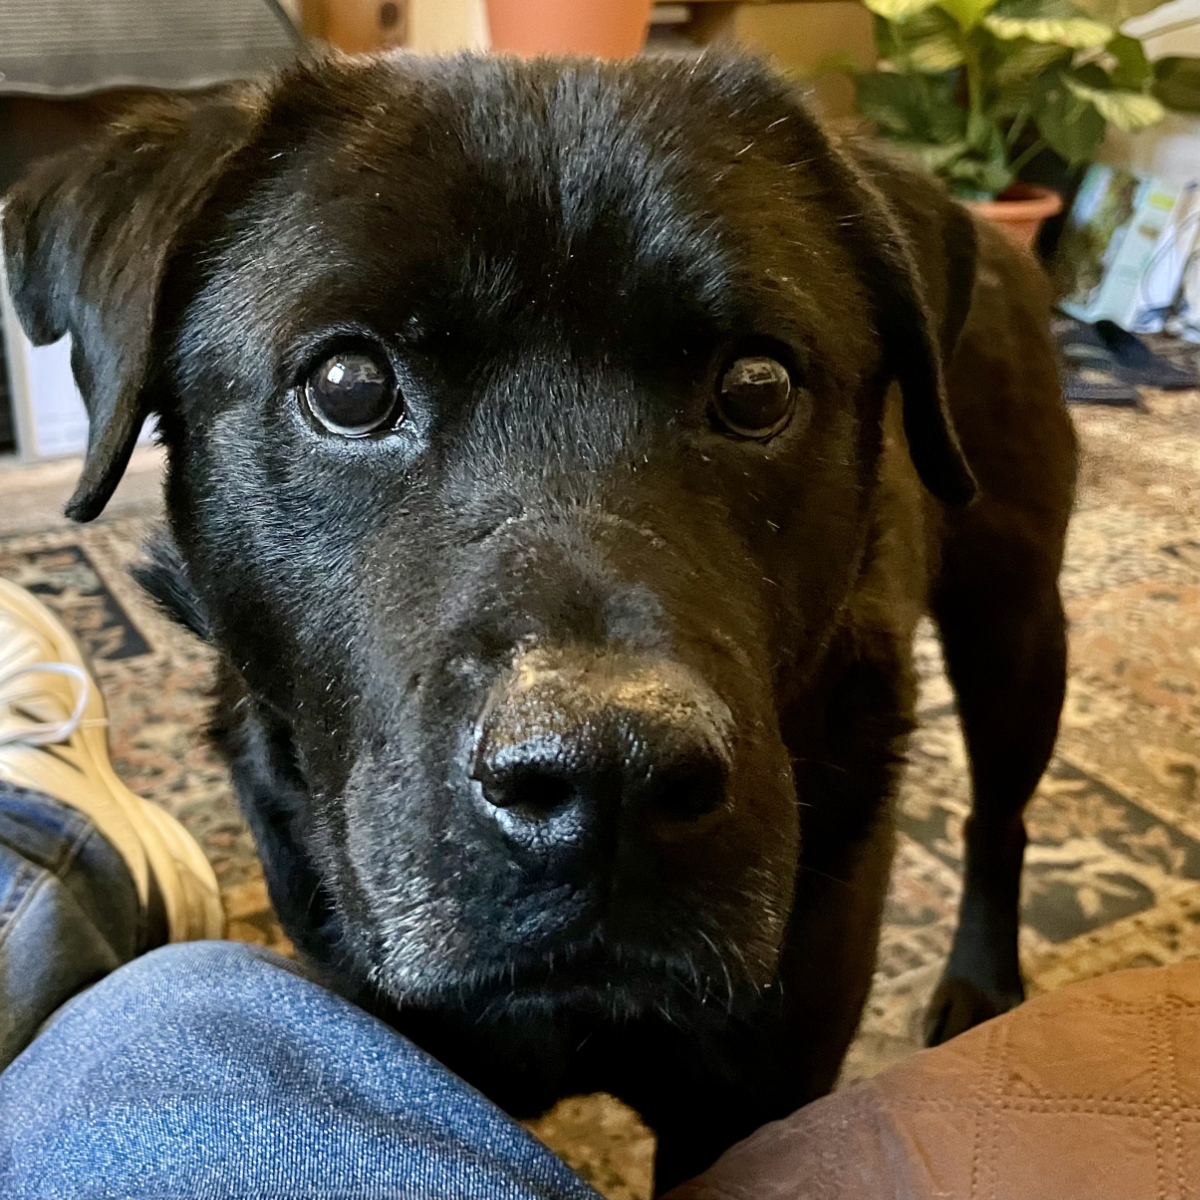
3, 53, 975, 1015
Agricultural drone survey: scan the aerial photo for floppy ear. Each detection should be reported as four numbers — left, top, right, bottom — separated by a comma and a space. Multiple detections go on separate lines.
849, 143, 980, 374
818, 139, 979, 507
706, 55, 977, 502
2, 88, 265, 521
823, 140, 979, 505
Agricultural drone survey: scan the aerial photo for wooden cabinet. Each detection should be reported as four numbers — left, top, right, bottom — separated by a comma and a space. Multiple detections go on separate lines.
653, 1, 875, 118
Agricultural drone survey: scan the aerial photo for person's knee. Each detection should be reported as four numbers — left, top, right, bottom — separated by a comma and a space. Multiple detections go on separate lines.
114, 938, 301, 994
23, 939, 315, 1061
83, 938, 301, 1010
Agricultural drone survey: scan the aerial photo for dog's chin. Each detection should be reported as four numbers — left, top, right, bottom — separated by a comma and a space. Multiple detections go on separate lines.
365, 921, 777, 1024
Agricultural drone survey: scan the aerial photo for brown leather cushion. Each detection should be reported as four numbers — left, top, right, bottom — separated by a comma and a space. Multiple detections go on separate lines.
668, 962, 1199, 1200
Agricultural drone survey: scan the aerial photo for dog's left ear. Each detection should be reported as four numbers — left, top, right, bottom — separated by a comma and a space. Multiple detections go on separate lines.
2, 88, 265, 521
826, 140, 980, 506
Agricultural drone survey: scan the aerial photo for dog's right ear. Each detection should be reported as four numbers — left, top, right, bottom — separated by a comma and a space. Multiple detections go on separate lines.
2, 88, 265, 521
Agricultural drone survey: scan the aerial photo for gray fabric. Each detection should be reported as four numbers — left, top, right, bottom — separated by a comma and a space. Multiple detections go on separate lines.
0, 0, 300, 97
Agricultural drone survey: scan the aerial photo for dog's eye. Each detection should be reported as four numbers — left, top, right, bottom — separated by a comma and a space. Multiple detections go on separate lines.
714, 356, 793, 439
303, 352, 401, 437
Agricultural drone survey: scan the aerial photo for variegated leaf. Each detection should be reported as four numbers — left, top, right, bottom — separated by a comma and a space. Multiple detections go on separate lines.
983, 14, 1113, 45
1064, 76, 1167, 128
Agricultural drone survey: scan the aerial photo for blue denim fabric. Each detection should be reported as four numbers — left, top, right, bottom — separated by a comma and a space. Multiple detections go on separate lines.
0, 785, 141, 1070
0, 789, 599, 1200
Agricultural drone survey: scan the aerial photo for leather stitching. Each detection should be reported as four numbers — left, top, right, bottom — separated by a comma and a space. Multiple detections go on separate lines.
908, 1096, 1199, 1116
1151, 998, 1168, 1200
986, 1018, 1008, 1200
1163, 998, 1186, 1200
1087, 996, 1198, 1014
969, 1019, 996, 1200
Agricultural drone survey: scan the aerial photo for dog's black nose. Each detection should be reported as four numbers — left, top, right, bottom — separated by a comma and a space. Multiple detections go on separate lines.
470, 649, 732, 841
473, 724, 728, 823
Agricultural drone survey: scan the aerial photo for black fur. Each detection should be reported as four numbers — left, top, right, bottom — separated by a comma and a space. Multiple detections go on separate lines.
130, 531, 212, 640
3, 51, 1076, 1190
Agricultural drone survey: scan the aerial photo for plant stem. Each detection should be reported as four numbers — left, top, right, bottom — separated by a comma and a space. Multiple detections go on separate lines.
1005, 101, 1031, 150
1008, 136, 1049, 178
964, 36, 984, 135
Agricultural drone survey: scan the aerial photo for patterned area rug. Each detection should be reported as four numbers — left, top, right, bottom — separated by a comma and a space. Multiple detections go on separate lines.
3, 389, 1198, 1199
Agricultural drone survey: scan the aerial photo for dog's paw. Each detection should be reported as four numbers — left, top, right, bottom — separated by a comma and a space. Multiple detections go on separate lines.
923, 976, 1024, 1046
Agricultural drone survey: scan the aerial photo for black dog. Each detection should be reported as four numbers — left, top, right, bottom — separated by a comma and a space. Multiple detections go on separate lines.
4, 51, 1076, 1188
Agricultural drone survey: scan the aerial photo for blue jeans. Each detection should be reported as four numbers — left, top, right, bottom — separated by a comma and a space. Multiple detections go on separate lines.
0, 786, 599, 1200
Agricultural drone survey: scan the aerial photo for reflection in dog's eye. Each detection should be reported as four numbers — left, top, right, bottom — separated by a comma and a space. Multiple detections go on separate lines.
303, 351, 402, 438
714, 356, 794, 440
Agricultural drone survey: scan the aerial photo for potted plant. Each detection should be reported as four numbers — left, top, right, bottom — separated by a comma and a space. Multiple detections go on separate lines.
847, 0, 1171, 245
486, 0, 653, 58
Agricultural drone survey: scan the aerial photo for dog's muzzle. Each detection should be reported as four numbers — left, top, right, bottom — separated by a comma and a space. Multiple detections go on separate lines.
470, 647, 734, 856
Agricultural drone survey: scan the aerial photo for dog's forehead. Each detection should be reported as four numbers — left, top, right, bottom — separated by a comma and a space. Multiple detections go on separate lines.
189, 55, 873, 387
261, 54, 783, 241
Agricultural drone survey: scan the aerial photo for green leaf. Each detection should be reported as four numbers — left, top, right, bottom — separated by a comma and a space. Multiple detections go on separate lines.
874, 9, 965, 72
1069, 0, 1173, 25
861, 0, 943, 19
982, 13, 1113, 45
1106, 33, 1152, 90
1064, 75, 1166, 129
873, 11, 903, 60
1072, 60, 1112, 88
907, 139, 973, 170
991, 40, 1073, 95
854, 71, 931, 138
873, 8, 964, 71
1033, 71, 1107, 161
945, 154, 1015, 197
938, 0, 1001, 32
967, 110, 1007, 155
1153, 56, 1200, 113
872, 137, 1012, 198
855, 69, 967, 142
907, 32, 967, 70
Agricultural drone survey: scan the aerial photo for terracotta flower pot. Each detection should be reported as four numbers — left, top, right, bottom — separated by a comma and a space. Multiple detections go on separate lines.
485, 0, 653, 58
966, 183, 1064, 250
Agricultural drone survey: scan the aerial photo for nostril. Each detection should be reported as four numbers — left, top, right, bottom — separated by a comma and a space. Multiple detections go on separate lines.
471, 735, 579, 817
496, 767, 576, 817
649, 759, 728, 821
472, 729, 728, 825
